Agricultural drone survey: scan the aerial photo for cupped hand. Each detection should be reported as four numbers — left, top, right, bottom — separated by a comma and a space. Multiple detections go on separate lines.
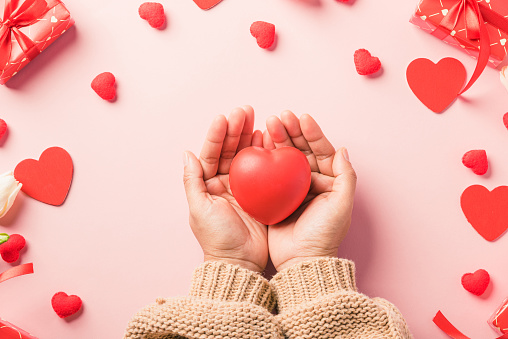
264, 112, 357, 272
183, 106, 268, 273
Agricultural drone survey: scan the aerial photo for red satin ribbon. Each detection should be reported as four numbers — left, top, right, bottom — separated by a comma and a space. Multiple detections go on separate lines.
0, 0, 49, 71
0, 263, 34, 284
434, 311, 508, 339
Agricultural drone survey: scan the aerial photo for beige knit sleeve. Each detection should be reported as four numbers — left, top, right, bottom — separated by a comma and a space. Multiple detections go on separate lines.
124, 261, 284, 339
271, 257, 412, 339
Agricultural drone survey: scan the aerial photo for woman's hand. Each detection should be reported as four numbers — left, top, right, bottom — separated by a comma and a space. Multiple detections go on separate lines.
264, 112, 357, 272
183, 106, 268, 273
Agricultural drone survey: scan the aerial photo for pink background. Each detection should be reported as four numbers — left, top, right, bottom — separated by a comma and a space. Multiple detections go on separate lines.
1, 0, 508, 338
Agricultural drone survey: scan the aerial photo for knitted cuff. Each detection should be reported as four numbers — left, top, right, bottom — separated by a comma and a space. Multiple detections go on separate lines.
189, 261, 276, 312
271, 257, 357, 313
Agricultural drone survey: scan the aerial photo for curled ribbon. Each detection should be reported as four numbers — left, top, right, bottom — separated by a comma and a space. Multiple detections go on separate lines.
0, 0, 49, 71
0, 262, 34, 284
434, 311, 508, 339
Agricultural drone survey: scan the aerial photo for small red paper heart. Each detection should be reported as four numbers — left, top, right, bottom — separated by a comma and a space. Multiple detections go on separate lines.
51, 292, 82, 318
461, 269, 490, 296
354, 49, 381, 75
462, 150, 488, 175
461, 185, 508, 241
406, 58, 466, 113
14, 147, 73, 206
91, 72, 116, 101
229, 146, 311, 225
0, 234, 25, 263
139, 2, 165, 28
503, 112, 508, 130
250, 21, 275, 49
0, 119, 6, 140
192, 0, 223, 10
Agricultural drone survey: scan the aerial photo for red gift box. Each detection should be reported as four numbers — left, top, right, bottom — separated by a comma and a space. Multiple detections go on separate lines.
0, 0, 74, 85
0, 319, 37, 339
410, 0, 508, 67
490, 298, 508, 335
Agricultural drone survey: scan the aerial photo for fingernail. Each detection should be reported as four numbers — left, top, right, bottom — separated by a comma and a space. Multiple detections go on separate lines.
183, 151, 189, 166
342, 148, 350, 162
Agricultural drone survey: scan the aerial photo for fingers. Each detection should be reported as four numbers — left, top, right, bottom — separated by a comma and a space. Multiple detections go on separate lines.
300, 114, 335, 177
263, 130, 275, 150
200, 115, 228, 180
218, 108, 246, 174
252, 130, 263, 147
330, 148, 357, 208
280, 111, 318, 171
183, 151, 210, 211
236, 105, 255, 152
266, 115, 295, 148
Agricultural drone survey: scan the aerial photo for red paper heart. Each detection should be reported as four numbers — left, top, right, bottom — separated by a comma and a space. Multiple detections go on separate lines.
461, 185, 508, 241
354, 49, 381, 75
406, 58, 466, 113
51, 292, 82, 318
250, 21, 275, 49
139, 2, 165, 28
461, 269, 490, 296
14, 147, 73, 206
0, 234, 25, 263
0, 119, 6, 140
462, 150, 488, 175
91, 72, 116, 101
229, 146, 311, 225
192, 0, 223, 10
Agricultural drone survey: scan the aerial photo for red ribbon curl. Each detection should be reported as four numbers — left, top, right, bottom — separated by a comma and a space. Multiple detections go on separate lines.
0, 263, 34, 284
434, 311, 508, 339
0, 0, 49, 71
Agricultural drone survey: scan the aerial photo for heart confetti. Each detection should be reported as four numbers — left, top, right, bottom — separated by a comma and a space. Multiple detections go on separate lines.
354, 49, 381, 75
462, 150, 488, 175
0, 234, 25, 263
0, 119, 6, 140
91, 72, 116, 101
461, 269, 490, 296
250, 21, 275, 49
139, 2, 165, 28
51, 292, 83, 318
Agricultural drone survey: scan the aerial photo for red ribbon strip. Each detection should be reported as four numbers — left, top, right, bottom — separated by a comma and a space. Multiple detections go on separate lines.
0, 263, 34, 284
0, 0, 49, 71
434, 311, 508, 339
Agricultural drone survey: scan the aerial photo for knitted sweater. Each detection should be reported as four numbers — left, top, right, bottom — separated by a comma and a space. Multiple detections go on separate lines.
124, 257, 412, 339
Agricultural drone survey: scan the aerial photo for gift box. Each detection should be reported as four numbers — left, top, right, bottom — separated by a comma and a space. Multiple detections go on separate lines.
0, 318, 37, 339
0, 0, 74, 85
410, 0, 508, 67
490, 298, 508, 336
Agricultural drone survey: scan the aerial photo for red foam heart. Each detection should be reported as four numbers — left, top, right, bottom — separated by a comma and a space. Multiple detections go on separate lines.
91, 72, 116, 101
250, 21, 275, 49
406, 58, 466, 113
354, 49, 381, 75
229, 146, 311, 225
461, 269, 490, 296
503, 112, 508, 130
461, 185, 508, 241
14, 147, 73, 206
0, 119, 6, 140
462, 150, 488, 175
192, 0, 223, 10
139, 2, 165, 28
0, 234, 25, 263
51, 292, 82, 318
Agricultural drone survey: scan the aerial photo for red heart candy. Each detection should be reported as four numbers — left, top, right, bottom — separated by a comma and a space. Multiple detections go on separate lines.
406, 58, 466, 113
139, 2, 165, 28
250, 21, 275, 49
51, 292, 82, 318
14, 147, 73, 206
462, 150, 488, 175
0, 119, 6, 140
91, 72, 116, 101
461, 185, 508, 241
229, 146, 311, 225
192, 0, 223, 10
503, 112, 508, 130
354, 49, 381, 75
461, 269, 490, 296
0, 234, 25, 263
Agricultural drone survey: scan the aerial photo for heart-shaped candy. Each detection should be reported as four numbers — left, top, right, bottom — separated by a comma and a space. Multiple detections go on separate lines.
14, 147, 73, 206
229, 146, 311, 225
0, 119, 6, 140
462, 150, 488, 175
91, 72, 116, 101
461, 269, 490, 296
51, 292, 82, 318
0, 234, 25, 263
250, 21, 275, 49
406, 58, 466, 113
354, 49, 381, 75
139, 2, 165, 28
192, 0, 223, 10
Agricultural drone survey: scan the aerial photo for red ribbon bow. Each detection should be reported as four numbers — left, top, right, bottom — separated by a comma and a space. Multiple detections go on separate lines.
0, 0, 48, 71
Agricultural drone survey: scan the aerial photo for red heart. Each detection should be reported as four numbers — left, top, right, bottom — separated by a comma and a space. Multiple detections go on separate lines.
51, 292, 82, 318
461, 185, 508, 241
91, 72, 116, 101
354, 49, 381, 75
0, 119, 6, 140
229, 146, 311, 225
14, 147, 73, 206
192, 0, 223, 10
503, 112, 508, 130
462, 150, 488, 175
139, 2, 165, 28
406, 58, 466, 113
250, 21, 275, 49
461, 269, 490, 296
0, 234, 26, 263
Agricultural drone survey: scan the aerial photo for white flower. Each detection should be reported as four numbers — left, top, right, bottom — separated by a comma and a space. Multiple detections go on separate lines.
0, 171, 22, 218
500, 66, 508, 92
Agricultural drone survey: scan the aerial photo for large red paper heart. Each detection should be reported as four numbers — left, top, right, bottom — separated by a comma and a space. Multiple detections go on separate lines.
192, 0, 223, 10
14, 147, 73, 206
461, 269, 490, 296
51, 292, 82, 318
461, 185, 508, 241
229, 146, 311, 225
406, 58, 466, 113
